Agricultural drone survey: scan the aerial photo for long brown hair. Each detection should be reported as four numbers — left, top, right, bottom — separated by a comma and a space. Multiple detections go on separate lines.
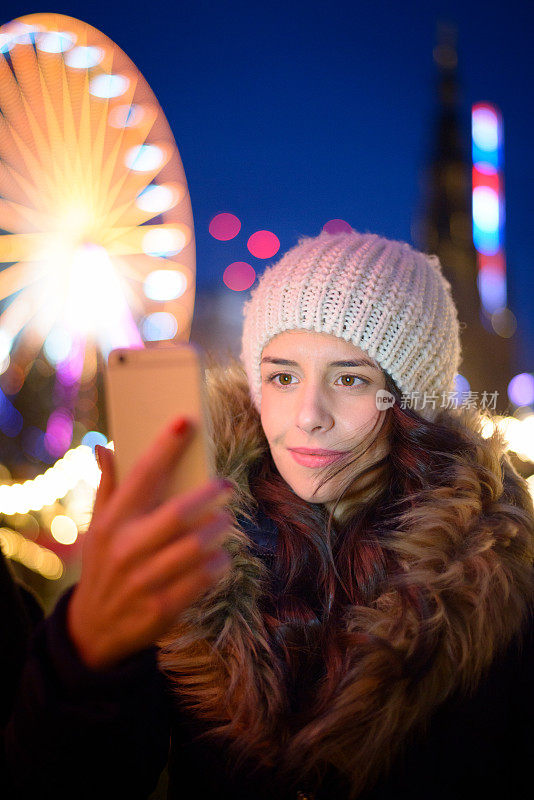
247, 370, 527, 723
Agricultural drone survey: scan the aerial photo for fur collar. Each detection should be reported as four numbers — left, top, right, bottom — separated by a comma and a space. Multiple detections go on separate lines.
158, 358, 534, 798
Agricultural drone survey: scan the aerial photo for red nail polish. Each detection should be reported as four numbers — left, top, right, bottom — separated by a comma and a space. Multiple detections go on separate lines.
172, 417, 190, 436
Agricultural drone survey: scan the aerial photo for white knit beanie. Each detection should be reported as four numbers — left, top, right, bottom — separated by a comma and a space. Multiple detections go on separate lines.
240, 229, 462, 422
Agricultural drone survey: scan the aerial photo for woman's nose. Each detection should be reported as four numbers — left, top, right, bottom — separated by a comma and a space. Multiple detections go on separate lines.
295, 388, 333, 432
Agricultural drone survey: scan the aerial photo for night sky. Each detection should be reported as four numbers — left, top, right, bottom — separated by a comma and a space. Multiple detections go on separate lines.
3, 0, 533, 371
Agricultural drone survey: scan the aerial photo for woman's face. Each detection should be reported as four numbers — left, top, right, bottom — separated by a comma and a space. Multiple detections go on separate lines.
259, 330, 388, 511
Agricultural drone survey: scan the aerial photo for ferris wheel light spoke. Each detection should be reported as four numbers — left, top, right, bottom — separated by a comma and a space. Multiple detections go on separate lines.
0, 55, 28, 123
10, 50, 56, 173
109, 103, 144, 128
0, 153, 51, 216
103, 199, 159, 229
93, 77, 141, 212
60, 68, 86, 193
98, 106, 160, 219
0, 260, 48, 301
33, 67, 68, 193
0, 157, 32, 208
0, 109, 51, 200
0, 198, 43, 233
0, 232, 58, 263
99, 158, 158, 224
78, 68, 97, 189
0, 280, 54, 353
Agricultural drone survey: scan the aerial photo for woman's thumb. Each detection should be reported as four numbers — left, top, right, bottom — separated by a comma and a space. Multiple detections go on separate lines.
93, 445, 116, 514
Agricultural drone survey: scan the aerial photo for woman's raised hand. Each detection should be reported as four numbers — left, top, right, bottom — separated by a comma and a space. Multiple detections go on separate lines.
67, 417, 233, 670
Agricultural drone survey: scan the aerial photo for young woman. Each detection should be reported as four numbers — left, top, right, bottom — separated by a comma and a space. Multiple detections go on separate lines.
3, 230, 533, 800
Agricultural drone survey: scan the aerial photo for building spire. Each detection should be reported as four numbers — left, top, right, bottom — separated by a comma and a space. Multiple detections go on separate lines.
414, 21, 513, 416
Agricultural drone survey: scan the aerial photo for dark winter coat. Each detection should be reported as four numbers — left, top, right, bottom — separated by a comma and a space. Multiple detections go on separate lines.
2, 359, 534, 799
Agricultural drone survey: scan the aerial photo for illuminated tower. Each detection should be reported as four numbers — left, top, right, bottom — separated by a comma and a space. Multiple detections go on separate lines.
414, 24, 514, 416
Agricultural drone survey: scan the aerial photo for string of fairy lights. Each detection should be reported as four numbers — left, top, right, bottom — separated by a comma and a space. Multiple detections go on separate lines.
0, 441, 113, 579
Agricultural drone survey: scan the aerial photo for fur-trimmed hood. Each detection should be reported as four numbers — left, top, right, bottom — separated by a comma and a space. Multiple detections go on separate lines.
158, 358, 534, 798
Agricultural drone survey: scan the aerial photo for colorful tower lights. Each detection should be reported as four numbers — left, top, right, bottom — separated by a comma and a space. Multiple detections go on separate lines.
471, 103, 508, 320
472, 103, 533, 412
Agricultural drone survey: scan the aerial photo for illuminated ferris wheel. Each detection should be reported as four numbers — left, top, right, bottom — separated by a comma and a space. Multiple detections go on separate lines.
0, 12, 195, 457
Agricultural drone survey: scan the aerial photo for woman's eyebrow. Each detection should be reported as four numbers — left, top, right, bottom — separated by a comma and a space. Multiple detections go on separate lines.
260, 356, 381, 371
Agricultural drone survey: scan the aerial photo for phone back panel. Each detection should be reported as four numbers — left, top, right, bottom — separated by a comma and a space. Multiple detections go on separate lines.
104, 344, 214, 500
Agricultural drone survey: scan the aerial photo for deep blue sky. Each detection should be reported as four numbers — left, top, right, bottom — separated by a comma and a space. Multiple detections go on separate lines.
3, 0, 534, 370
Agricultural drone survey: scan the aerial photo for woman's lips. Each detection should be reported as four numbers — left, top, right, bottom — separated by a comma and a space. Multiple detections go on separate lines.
289, 450, 346, 468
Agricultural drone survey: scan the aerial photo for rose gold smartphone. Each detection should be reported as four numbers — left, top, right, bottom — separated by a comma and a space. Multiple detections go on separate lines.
103, 343, 215, 501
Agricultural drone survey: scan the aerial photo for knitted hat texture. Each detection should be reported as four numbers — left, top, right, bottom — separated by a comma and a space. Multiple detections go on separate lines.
240, 230, 462, 422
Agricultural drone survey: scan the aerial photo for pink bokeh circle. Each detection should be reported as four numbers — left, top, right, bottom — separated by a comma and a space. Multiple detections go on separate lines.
247, 230, 280, 259
223, 262, 256, 292
322, 219, 353, 234
209, 212, 241, 241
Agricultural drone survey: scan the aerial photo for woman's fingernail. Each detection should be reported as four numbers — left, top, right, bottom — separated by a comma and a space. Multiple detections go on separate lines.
172, 417, 190, 436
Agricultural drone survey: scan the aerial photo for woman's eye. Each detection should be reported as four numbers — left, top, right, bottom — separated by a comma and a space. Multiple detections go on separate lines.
338, 375, 363, 387
268, 373, 294, 386
266, 373, 368, 388
336, 375, 369, 387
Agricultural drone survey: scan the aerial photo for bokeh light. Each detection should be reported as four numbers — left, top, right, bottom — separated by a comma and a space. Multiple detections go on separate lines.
491, 307, 516, 338
1, 363, 24, 394
472, 105, 500, 164
81, 431, 109, 452
136, 184, 181, 214
454, 373, 470, 400
2, 22, 43, 47
473, 186, 500, 234
0, 388, 23, 437
143, 270, 187, 301
142, 228, 187, 257
0, 528, 63, 580
142, 312, 178, 341
36, 31, 75, 53
247, 230, 280, 259
21, 427, 52, 463
89, 74, 130, 99
209, 213, 241, 241
109, 103, 145, 128
0, 330, 12, 375
43, 328, 73, 366
322, 219, 353, 234
45, 409, 74, 458
65, 45, 104, 69
50, 515, 78, 545
508, 373, 534, 407
223, 262, 256, 292
125, 144, 165, 171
